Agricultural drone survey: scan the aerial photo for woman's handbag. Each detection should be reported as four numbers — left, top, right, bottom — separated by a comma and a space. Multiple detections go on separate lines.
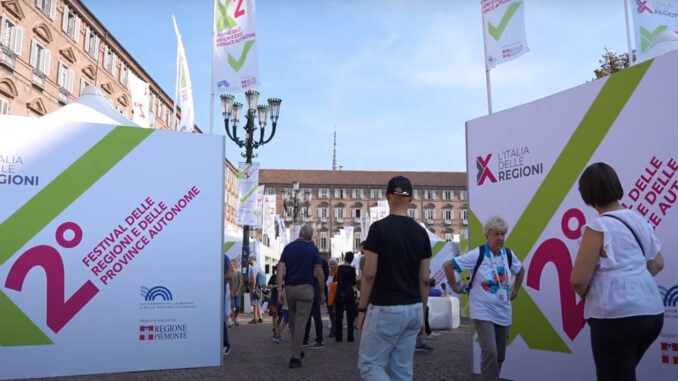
328, 267, 338, 306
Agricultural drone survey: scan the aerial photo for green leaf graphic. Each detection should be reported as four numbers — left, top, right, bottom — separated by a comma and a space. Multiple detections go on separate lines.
640, 25, 668, 53
217, 0, 237, 31
487, 2, 522, 41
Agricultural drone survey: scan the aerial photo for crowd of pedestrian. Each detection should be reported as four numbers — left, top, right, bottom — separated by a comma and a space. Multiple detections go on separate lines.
222, 168, 665, 381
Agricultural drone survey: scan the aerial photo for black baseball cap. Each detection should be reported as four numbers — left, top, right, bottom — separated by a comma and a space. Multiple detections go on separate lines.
386, 175, 413, 196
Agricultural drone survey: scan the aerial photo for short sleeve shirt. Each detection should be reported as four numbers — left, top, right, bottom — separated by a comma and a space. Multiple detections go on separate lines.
280, 239, 322, 286
363, 214, 432, 306
452, 244, 522, 326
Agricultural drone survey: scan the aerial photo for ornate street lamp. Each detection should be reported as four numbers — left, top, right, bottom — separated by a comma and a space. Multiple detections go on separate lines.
221, 90, 281, 292
284, 181, 312, 227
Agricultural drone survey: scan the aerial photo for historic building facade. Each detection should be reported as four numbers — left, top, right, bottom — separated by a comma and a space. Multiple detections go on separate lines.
259, 169, 468, 255
0, 0, 180, 128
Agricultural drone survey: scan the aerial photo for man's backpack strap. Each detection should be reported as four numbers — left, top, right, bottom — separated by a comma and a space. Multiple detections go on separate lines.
506, 248, 513, 269
469, 245, 485, 292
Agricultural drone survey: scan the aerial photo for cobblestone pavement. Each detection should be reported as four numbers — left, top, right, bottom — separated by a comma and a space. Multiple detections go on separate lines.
30, 313, 507, 381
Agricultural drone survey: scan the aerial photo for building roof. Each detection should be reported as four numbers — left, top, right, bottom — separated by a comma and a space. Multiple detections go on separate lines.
260, 169, 467, 188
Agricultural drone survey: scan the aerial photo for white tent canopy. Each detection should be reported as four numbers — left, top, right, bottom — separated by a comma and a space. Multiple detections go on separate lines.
42, 85, 140, 126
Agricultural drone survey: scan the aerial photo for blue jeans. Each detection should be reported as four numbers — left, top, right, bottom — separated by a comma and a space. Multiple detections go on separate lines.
358, 303, 423, 381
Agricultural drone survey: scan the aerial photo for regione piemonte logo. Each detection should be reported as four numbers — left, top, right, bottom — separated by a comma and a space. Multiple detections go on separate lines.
661, 342, 678, 365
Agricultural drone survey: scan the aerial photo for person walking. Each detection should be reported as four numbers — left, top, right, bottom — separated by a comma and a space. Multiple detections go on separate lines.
443, 215, 525, 381
248, 256, 264, 324
357, 176, 432, 380
327, 258, 338, 338
335, 251, 357, 343
571, 162, 664, 381
229, 259, 243, 327
223, 256, 232, 356
277, 225, 326, 369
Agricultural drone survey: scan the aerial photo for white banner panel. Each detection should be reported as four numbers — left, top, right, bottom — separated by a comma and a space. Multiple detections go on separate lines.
212, 0, 259, 93
262, 195, 276, 239
0, 117, 224, 379
236, 162, 259, 226
482, 0, 529, 68
631, 0, 678, 63
177, 35, 195, 133
127, 72, 150, 128
466, 51, 678, 380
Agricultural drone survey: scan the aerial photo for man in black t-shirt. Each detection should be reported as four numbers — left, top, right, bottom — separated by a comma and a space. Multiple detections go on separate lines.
357, 176, 432, 380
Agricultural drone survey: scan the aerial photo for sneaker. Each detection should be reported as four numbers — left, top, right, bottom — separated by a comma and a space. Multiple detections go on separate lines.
272, 335, 282, 344
248, 319, 257, 324
223, 346, 231, 356
415, 343, 434, 352
309, 341, 324, 349
289, 358, 302, 369
428, 332, 442, 338
227, 322, 235, 328
301, 342, 309, 347
258, 318, 263, 323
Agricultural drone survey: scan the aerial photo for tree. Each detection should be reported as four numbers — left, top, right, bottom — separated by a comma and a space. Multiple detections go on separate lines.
593, 49, 631, 79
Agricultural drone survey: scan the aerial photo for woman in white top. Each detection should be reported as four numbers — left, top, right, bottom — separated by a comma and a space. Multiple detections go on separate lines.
571, 162, 664, 381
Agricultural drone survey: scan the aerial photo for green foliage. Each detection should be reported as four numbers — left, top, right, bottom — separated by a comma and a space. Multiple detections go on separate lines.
593, 48, 631, 79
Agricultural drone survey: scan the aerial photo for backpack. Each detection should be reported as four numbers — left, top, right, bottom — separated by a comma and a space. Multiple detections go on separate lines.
256, 269, 267, 289
468, 245, 513, 292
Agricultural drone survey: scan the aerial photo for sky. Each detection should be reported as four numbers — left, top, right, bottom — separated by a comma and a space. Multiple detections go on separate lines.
81, 0, 630, 172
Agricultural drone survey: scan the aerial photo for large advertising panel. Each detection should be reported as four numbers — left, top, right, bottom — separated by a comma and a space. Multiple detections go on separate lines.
466, 51, 678, 380
0, 117, 224, 379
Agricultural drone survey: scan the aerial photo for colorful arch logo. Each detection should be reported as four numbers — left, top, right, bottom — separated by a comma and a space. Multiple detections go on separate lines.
141, 286, 173, 301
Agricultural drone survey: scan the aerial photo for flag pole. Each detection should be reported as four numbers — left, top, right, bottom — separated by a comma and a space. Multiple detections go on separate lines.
209, 0, 217, 134
172, 15, 180, 131
480, 3, 493, 115
623, 0, 635, 64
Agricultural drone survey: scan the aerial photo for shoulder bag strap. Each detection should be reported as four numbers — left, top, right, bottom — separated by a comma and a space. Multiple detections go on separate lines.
469, 245, 486, 292
601, 214, 645, 258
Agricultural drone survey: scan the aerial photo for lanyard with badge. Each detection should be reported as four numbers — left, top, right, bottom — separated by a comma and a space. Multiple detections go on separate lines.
487, 244, 510, 303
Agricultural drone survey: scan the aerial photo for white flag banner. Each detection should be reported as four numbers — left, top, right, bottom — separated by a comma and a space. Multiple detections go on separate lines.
275, 214, 288, 246
631, 0, 678, 63
128, 72, 150, 128
262, 195, 276, 239
481, 0, 529, 68
360, 216, 367, 241
212, 0, 259, 93
344, 226, 353, 249
250, 185, 264, 228
176, 33, 195, 132
235, 162, 259, 226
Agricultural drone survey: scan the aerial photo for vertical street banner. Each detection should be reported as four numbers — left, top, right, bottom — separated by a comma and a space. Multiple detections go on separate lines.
0, 117, 224, 379
481, 0, 529, 68
262, 195, 276, 240
127, 72, 151, 128
631, 0, 678, 63
212, 0, 259, 92
466, 51, 678, 380
176, 30, 195, 133
250, 185, 264, 228
236, 162, 259, 226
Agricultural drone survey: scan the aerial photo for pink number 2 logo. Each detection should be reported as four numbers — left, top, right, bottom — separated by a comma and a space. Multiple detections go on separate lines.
527, 208, 586, 341
4, 222, 99, 333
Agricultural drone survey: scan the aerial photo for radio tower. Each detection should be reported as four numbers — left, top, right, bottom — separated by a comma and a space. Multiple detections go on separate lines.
332, 128, 337, 171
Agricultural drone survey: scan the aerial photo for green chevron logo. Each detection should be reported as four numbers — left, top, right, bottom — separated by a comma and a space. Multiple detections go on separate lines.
640, 25, 668, 52
488, 2, 522, 41
228, 40, 255, 72
468, 59, 653, 353
217, 0, 237, 31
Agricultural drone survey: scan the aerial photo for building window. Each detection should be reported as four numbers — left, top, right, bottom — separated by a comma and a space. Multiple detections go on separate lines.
369, 189, 382, 199
264, 187, 275, 195
1, 16, 23, 57
460, 209, 468, 220
29, 40, 50, 88
318, 188, 329, 198
443, 190, 452, 200
353, 208, 361, 219
407, 208, 417, 219
424, 190, 437, 200
413, 189, 420, 200
318, 207, 328, 219
79, 77, 92, 95
57, 61, 74, 101
425, 209, 435, 221
36, 0, 57, 19
103, 46, 116, 74
84, 27, 100, 59
319, 232, 328, 250
334, 188, 345, 198
460, 190, 467, 201
351, 188, 363, 199
119, 63, 129, 86
0, 97, 8, 115
444, 233, 453, 242
334, 207, 344, 219
61, 4, 81, 41
301, 206, 310, 219
443, 209, 453, 221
